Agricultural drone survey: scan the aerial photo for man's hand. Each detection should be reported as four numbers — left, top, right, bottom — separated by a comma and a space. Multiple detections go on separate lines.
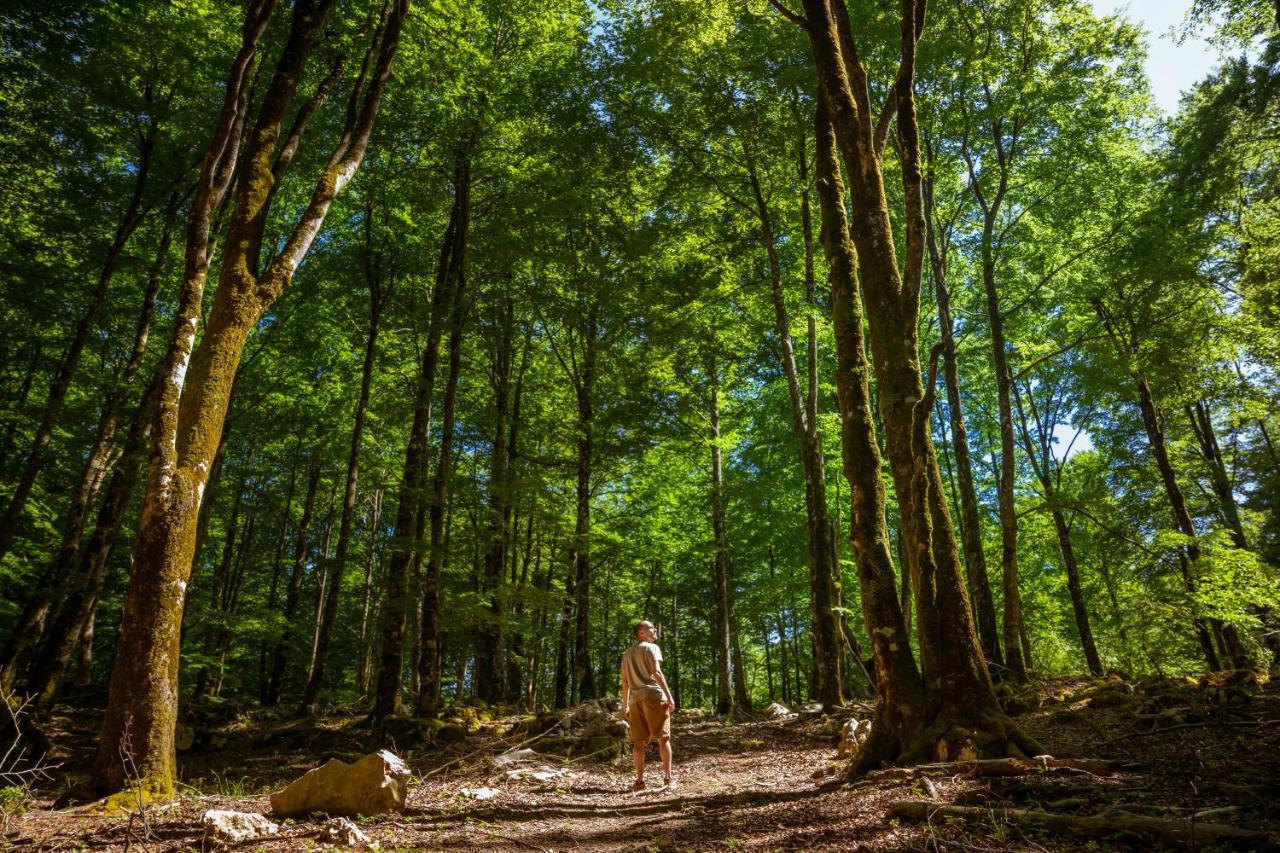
665, 698, 676, 713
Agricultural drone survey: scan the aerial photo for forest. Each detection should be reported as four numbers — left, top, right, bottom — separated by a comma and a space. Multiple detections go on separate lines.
1, 0, 1278, 849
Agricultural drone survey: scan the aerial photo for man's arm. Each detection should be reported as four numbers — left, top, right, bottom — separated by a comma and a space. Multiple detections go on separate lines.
651, 661, 676, 712
621, 665, 630, 713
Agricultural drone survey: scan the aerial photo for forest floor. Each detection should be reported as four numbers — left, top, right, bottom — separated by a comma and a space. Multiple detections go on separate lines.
4, 674, 1279, 851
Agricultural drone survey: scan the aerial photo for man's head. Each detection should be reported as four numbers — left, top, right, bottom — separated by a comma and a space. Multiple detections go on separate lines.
634, 620, 657, 642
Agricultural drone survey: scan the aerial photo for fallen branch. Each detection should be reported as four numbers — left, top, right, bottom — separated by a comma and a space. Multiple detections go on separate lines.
1103, 719, 1277, 744
868, 756, 1130, 781
889, 800, 1273, 849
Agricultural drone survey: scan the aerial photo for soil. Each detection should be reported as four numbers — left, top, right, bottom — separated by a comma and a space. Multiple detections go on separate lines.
3, 675, 1278, 851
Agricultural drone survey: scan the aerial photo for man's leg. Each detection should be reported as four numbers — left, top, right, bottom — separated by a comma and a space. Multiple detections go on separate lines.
633, 740, 646, 783
658, 734, 673, 782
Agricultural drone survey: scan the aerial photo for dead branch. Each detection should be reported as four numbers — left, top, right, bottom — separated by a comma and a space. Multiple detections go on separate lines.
889, 800, 1273, 848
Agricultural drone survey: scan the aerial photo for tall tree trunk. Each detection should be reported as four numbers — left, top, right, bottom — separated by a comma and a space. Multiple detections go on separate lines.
980, 251, 1027, 682
1188, 400, 1279, 660
357, 487, 384, 697
0, 114, 158, 563
301, 206, 391, 713
922, 172, 1002, 667
416, 255, 468, 712
708, 356, 734, 716
553, 551, 573, 709
745, 152, 843, 711
1095, 299, 1233, 671
27, 379, 159, 705
266, 460, 320, 705
1012, 382, 1103, 676
474, 297, 515, 704
800, 0, 1039, 770
372, 142, 468, 721
813, 94, 925, 768
259, 445, 301, 702
0, 195, 177, 692
95, 0, 406, 795
569, 309, 599, 701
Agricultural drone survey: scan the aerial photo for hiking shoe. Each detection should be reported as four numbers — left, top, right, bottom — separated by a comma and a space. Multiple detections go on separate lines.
663, 777, 677, 790
631, 779, 646, 792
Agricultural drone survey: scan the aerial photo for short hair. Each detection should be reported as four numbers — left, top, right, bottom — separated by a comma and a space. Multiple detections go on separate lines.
634, 621, 654, 638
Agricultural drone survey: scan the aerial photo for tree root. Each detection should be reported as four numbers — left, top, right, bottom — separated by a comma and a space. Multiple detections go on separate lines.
889, 800, 1274, 849
868, 756, 1133, 781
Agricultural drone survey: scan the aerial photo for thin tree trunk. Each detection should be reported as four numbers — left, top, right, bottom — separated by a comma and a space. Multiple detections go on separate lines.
570, 310, 599, 701
746, 151, 843, 711
301, 225, 389, 713
0, 114, 158, 563
0, 195, 178, 692
266, 461, 320, 705
708, 356, 734, 716
372, 141, 467, 721
357, 487, 384, 697
922, 171, 1002, 667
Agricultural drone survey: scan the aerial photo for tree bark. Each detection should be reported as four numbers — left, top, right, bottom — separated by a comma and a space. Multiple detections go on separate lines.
95, 0, 406, 795
813, 93, 926, 767
799, 0, 1039, 770
570, 309, 599, 701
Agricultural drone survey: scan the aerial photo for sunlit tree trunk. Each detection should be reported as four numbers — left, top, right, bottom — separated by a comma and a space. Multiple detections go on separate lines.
95, 0, 406, 795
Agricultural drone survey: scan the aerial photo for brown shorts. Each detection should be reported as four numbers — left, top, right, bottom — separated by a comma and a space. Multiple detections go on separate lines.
628, 698, 671, 744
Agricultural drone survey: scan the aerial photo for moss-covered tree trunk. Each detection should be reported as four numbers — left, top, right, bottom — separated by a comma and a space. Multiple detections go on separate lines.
94, 0, 406, 796
798, 0, 1040, 770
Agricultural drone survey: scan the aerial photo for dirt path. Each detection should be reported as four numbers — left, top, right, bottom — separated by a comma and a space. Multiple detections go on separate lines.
6, 677, 1280, 850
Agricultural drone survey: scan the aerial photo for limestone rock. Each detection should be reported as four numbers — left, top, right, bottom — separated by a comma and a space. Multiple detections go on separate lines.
320, 816, 375, 847
202, 809, 279, 846
270, 750, 412, 818
837, 718, 870, 758
762, 702, 793, 720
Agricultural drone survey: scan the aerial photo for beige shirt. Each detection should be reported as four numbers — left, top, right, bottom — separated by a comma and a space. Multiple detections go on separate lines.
622, 641, 666, 703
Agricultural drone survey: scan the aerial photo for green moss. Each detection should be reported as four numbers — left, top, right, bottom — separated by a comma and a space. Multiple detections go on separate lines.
91, 778, 176, 815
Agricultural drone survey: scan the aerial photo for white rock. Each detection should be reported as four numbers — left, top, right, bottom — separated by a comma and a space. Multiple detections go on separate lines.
493, 747, 538, 767
837, 718, 870, 758
762, 702, 794, 720
321, 816, 375, 848
270, 749, 412, 818
202, 809, 279, 846
459, 786, 500, 800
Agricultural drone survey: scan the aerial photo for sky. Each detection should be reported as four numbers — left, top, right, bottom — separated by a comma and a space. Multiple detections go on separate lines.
1089, 0, 1223, 115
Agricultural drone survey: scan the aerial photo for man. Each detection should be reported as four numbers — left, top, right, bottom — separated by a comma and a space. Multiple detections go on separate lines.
620, 620, 676, 791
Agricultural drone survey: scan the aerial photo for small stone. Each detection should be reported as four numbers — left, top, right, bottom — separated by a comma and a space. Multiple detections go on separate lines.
270, 750, 412, 818
202, 809, 279, 846
320, 816, 375, 848
762, 702, 793, 720
494, 748, 538, 767
460, 786, 500, 800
